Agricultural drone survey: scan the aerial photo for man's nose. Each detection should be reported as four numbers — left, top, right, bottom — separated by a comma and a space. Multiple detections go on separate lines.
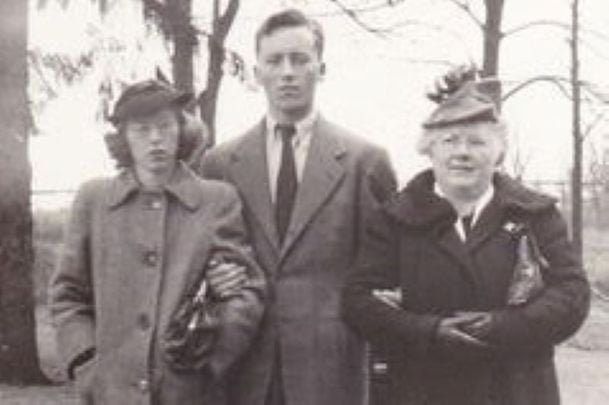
279, 58, 296, 76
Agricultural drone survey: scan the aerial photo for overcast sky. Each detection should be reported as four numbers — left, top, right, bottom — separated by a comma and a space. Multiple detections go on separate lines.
29, 0, 609, 196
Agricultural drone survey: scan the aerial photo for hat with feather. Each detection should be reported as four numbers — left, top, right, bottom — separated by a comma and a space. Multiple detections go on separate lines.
422, 64, 502, 129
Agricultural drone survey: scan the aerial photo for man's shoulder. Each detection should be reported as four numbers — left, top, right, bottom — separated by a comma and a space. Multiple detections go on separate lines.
317, 117, 384, 155
203, 123, 262, 167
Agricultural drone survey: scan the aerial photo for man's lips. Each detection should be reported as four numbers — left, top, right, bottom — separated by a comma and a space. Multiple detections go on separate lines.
278, 86, 299, 95
448, 165, 475, 173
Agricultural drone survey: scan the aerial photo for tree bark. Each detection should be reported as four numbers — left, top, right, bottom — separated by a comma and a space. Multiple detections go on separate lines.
199, 0, 240, 146
168, 0, 195, 94
570, 0, 583, 259
0, 0, 49, 384
482, 0, 505, 77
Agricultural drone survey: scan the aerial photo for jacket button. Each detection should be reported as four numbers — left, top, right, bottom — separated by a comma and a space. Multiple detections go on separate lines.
137, 378, 150, 393
137, 313, 151, 330
144, 251, 158, 266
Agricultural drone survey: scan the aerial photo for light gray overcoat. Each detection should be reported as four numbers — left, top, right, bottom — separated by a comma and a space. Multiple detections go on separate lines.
51, 164, 265, 405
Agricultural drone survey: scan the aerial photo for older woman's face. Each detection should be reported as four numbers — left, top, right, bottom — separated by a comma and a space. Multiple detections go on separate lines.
428, 123, 505, 199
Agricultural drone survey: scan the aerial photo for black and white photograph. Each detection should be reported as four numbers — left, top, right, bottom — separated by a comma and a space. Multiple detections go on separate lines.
0, 0, 606, 404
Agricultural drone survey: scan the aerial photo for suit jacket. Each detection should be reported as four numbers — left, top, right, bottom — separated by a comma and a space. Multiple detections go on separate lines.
200, 116, 396, 405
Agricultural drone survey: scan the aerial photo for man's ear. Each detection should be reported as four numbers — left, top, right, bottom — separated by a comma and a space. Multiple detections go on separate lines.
253, 65, 262, 85
318, 62, 326, 81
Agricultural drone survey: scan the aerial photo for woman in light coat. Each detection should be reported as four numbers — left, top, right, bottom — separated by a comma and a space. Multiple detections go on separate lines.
51, 80, 265, 405
342, 67, 589, 405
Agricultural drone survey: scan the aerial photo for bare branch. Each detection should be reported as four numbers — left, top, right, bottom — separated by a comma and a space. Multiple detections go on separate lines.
502, 75, 572, 101
582, 109, 608, 139
444, 0, 484, 29
311, 0, 407, 17
503, 20, 570, 37
327, 0, 388, 38
215, 0, 240, 41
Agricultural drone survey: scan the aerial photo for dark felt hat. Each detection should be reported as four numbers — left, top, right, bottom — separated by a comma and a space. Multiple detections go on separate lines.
109, 80, 193, 126
422, 68, 502, 129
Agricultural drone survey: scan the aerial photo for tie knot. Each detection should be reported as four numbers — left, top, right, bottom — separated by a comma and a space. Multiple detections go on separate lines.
276, 124, 296, 141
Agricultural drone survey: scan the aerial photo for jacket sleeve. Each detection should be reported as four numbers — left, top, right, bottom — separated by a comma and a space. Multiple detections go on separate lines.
486, 206, 590, 351
207, 185, 266, 378
198, 148, 226, 182
49, 182, 97, 379
357, 148, 397, 239
342, 207, 441, 356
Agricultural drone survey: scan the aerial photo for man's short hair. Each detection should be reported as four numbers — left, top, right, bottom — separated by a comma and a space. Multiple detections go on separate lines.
255, 8, 324, 58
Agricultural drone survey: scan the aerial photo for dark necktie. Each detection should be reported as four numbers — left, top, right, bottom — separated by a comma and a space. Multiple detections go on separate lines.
275, 124, 297, 245
462, 214, 474, 239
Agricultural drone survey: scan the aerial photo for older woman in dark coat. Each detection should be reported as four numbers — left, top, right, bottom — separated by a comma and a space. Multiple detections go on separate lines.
342, 67, 590, 405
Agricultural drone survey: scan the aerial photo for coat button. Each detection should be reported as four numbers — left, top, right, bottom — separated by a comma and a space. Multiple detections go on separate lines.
137, 378, 150, 393
137, 313, 151, 330
144, 251, 158, 266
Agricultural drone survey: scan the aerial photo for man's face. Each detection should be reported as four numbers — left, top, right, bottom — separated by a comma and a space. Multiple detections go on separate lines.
429, 123, 505, 199
255, 26, 323, 121
124, 108, 180, 176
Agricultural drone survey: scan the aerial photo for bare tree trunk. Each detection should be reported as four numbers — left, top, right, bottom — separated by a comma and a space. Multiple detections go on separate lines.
0, 0, 49, 384
168, 0, 195, 93
481, 0, 505, 77
198, 0, 240, 146
570, 0, 583, 259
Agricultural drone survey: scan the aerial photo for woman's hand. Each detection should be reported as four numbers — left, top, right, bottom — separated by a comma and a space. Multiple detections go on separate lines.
372, 288, 402, 309
436, 312, 492, 349
207, 261, 248, 299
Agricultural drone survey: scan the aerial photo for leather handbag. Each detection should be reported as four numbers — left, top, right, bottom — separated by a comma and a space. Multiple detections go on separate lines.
162, 257, 224, 371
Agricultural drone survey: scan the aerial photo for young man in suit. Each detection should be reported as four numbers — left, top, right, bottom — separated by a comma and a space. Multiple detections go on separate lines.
200, 9, 396, 405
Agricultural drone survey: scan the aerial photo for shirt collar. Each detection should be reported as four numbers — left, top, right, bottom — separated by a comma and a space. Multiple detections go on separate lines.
433, 182, 495, 225
107, 162, 203, 211
265, 110, 318, 144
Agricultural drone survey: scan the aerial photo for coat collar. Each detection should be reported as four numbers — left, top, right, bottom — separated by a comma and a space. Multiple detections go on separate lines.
384, 169, 556, 229
106, 162, 203, 210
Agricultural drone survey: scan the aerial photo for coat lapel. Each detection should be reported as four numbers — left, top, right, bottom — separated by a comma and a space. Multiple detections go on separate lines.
466, 196, 505, 253
230, 122, 280, 253
280, 119, 346, 258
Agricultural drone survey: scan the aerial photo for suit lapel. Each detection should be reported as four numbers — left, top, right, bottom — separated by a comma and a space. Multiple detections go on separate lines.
280, 119, 346, 258
230, 122, 280, 253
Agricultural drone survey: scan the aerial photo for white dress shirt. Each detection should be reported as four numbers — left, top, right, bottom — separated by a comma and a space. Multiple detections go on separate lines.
434, 182, 495, 241
266, 111, 317, 203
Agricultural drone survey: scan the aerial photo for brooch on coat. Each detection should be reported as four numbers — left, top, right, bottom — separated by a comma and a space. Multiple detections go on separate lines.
502, 221, 548, 306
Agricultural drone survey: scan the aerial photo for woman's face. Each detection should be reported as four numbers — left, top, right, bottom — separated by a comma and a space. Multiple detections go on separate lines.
124, 108, 180, 177
428, 122, 505, 200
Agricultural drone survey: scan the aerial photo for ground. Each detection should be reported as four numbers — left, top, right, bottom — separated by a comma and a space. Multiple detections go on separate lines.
1, 296, 608, 405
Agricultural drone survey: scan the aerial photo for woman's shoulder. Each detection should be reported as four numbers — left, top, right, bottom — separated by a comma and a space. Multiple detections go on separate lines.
493, 173, 557, 214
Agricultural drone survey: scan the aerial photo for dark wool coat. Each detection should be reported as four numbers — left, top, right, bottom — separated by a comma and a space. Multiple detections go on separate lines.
50, 165, 266, 405
200, 117, 397, 405
343, 170, 590, 405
